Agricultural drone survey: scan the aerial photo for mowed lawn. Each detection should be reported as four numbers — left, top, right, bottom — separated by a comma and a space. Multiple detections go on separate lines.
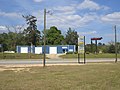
60, 53, 120, 58
0, 63, 120, 90
0, 53, 120, 59
0, 53, 45, 59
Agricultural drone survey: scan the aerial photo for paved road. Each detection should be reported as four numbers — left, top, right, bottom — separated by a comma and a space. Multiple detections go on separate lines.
0, 58, 120, 65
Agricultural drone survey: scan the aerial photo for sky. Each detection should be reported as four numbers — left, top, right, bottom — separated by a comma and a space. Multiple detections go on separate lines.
0, 0, 120, 44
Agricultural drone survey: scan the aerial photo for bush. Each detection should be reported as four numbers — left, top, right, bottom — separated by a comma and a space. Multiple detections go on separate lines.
66, 52, 78, 54
86, 51, 90, 54
66, 52, 73, 54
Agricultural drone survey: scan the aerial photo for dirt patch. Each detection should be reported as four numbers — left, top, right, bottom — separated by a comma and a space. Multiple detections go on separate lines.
46, 54, 63, 59
0, 64, 45, 72
0, 67, 30, 72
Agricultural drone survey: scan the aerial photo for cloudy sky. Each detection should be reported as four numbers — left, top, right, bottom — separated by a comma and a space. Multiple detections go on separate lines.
0, 0, 120, 44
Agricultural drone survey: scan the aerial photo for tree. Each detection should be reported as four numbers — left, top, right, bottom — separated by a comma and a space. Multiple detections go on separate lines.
100, 45, 109, 53
44, 26, 64, 45
5, 26, 25, 51
23, 15, 41, 46
0, 32, 18, 51
97, 43, 109, 53
108, 44, 115, 53
98, 42, 102, 46
86, 43, 96, 53
107, 41, 115, 53
65, 28, 79, 45
65, 28, 79, 51
0, 33, 8, 51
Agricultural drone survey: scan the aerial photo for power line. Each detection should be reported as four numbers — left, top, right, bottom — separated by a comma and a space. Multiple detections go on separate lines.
48, 13, 79, 29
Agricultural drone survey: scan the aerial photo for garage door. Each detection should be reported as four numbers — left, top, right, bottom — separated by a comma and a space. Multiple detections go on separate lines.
21, 47, 28, 53
49, 47, 57, 54
35, 47, 42, 54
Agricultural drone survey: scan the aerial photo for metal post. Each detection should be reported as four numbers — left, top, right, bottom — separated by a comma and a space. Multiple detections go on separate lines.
95, 40, 97, 54
43, 9, 46, 67
78, 37, 80, 63
115, 25, 117, 63
91, 39, 93, 53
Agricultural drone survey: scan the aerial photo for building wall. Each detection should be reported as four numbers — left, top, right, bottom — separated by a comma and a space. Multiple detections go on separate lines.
35, 47, 42, 54
42, 46, 49, 54
17, 46, 29, 53
49, 47, 57, 54
16, 45, 76, 54
57, 46, 63, 54
68, 45, 75, 52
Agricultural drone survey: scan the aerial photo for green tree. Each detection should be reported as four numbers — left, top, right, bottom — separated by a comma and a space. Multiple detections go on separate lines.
0, 32, 18, 51
45, 26, 64, 45
65, 28, 79, 51
65, 28, 79, 45
23, 15, 41, 46
0, 33, 8, 51
97, 43, 109, 53
107, 41, 115, 53
23, 29, 41, 46
101, 45, 109, 53
86, 44, 96, 53
108, 44, 115, 53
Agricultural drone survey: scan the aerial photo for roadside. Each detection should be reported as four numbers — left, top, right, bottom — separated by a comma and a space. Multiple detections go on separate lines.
0, 62, 116, 69
1, 53, 120, 60
0, 58, 119, 66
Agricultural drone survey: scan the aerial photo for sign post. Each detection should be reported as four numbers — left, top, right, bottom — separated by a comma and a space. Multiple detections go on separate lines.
78, 36, 86, 64
91, 37, 102, 54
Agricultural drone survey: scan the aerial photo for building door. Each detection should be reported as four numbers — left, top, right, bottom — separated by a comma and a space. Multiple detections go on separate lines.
49, 47, 57, 54
35, 47, 42, 54
21, 47, 28, 53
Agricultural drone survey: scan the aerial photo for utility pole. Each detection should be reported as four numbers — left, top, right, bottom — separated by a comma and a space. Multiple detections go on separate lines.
43, 9, 46, 67
84, 36, 86, 64
114, 25, 117, 63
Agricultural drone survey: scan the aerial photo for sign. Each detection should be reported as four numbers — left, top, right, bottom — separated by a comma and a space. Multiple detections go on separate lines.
78, 36, 84, 54
91, 37, 102, 40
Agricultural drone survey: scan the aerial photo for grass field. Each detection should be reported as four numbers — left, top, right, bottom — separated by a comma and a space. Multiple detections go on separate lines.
60, 53, 120, 59
0, 53, 45, 59
0, 53, 120, 59
0, 63, 120, 90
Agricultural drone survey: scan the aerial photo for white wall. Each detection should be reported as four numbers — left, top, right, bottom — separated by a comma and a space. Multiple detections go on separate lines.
35, 47, 42, 54
49, 47, 57, 54
21, 47, 28, 53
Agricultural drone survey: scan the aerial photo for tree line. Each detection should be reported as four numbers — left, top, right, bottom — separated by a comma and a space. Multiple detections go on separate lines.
0, 26, 78, 52
0, 15, 119, 53
0, 25, 119, 53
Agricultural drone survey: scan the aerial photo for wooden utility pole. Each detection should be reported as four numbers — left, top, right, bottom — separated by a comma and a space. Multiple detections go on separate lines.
43, 9, 46, 67
84, 36, 86, 64
114, 25, 117, 63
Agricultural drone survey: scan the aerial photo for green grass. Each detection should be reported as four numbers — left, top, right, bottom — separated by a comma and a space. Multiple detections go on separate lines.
0, 53, 120, 59
60, 53, 120, 59
0, 63, 120, 90
0, 53, 45, 59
